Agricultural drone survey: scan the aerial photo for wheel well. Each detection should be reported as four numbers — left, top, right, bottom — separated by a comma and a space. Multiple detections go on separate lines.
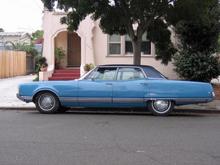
33, 90, 59, 103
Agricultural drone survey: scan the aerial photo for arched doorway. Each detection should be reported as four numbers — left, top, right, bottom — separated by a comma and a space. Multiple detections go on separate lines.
54, 31, 81, 68
67, 32, 81, 67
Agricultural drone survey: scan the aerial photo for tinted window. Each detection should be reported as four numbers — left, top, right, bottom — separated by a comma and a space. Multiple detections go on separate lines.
143, 67, 165, 79
117, 68, 145, 80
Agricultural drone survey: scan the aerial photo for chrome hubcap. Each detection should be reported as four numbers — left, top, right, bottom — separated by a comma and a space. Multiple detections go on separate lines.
152, 100, 171, 113
38, 94, 55, 111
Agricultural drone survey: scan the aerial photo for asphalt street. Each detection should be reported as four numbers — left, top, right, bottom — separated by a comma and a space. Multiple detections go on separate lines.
0, 110, 220, 165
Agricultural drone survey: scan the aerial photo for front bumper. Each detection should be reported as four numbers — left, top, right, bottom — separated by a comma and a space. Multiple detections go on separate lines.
16, 93, 32, 103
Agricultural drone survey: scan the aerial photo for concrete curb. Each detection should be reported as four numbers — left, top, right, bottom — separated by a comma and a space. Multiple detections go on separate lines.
0, 107, 36, 111
0, 107, 220, 114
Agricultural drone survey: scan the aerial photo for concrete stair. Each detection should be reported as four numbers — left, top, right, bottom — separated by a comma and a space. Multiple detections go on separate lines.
49, 68, 80, 81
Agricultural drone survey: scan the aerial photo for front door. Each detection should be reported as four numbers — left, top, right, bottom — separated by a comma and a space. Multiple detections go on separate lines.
67, 32, 81, 67
78, 67, 117, 107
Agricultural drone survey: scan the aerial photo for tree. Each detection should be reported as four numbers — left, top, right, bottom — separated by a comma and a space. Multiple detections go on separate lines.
169, 0, 220, 82
31, 30, 43, 41
41, 0, 176, 65
0, 28, 4, 32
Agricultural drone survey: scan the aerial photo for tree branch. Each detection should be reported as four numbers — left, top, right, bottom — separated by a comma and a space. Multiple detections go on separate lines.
114, 0, 135, 39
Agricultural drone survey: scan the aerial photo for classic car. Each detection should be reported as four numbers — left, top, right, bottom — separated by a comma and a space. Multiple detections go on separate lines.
17, 65, 215, 116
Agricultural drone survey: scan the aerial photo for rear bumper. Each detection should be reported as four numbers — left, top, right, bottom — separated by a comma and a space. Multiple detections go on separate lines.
16, 93, 32, 103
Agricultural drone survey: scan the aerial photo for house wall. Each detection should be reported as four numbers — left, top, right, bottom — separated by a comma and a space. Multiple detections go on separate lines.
92, 22, 178, 79
42, 11, 178, 79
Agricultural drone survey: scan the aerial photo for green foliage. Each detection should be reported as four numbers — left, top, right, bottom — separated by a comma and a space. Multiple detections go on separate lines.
55, 47, 65, 69
218, 35, 220, 52
42, 0, 176, 65
174, 51, 220, 82
170, 0, 220, 81
31, 30, 44, 41
55, 47, 65, 62
147, 19, 177, 65
35, 56, 48, 72
14, 43, 38, 57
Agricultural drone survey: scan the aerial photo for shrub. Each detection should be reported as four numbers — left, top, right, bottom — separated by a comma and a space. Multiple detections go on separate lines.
174, 50, 220, 82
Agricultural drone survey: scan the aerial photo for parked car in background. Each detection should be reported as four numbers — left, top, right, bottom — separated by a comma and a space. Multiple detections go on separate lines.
17, 65, 215, 116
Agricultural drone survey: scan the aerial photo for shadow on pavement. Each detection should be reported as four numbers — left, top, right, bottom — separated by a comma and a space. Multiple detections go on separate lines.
25, 108, 210, 117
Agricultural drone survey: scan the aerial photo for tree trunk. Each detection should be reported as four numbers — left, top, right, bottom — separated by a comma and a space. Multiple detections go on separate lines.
132, 39, 142, 65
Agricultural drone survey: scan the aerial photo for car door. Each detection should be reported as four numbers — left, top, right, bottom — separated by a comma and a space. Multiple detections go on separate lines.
112, 67, 147, 107
78, 67, 117, 107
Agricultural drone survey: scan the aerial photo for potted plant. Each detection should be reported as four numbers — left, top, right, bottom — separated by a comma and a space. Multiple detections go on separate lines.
35, 56, 48, 72
40, 62, 48, 72
84, 63, 95, 72
55, 47, 65, 69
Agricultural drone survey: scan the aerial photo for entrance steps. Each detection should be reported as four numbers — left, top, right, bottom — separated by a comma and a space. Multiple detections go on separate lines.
49, 68, 80, 81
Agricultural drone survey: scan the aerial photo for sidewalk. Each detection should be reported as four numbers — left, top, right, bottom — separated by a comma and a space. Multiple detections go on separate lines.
0, 75, 220, 112
0, 75, 36, 109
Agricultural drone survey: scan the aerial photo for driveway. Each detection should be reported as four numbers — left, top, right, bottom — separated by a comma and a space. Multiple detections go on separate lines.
0, 75, 35, 108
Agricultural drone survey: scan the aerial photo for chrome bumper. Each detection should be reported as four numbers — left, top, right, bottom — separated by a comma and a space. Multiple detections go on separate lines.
16, 94, 32, 103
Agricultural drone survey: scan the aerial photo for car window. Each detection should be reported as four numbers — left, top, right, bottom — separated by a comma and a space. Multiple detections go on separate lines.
91, 67, 117, 80
143, 67, 165, 79
117, 68, 145, 80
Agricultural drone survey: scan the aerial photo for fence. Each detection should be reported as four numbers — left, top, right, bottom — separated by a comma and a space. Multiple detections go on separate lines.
0, 51, 27, 79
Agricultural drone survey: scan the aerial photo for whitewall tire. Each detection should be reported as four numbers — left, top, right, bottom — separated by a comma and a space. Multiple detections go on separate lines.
148, 100, 174, 116
35, 92, 60, 114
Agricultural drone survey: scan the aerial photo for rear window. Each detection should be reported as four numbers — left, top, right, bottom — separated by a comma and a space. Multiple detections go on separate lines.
143, 67, 165, 79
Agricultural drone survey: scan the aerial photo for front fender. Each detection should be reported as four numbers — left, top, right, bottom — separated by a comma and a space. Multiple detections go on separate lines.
33, 86, 59, 100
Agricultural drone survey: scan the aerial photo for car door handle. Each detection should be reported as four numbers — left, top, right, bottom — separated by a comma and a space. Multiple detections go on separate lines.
106, 83, 113, 86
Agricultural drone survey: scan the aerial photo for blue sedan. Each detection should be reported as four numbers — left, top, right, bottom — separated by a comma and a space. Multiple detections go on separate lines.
17, 65, 215, 116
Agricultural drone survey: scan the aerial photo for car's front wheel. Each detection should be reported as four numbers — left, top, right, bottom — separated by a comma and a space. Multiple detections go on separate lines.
35, 92, 60, 114
147, 100, 174, 116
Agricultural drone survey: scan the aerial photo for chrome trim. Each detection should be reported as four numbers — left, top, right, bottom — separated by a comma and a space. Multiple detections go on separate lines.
60, 97, 111, 103
145, 97, 214, 103
152, 100, 172, 113
78, 98, 111, 103
212, 92, 215, 97
60, 97, 77, 102
60, 97, 143, 103
38, 94, 55, 111
82, 65, 148, 80
113, 98, 143, 103
16, 94, 32, 103
60, 96, 213, 104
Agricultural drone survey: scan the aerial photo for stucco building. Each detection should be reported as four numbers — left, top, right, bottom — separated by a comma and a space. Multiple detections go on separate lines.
41, 10, 178, 80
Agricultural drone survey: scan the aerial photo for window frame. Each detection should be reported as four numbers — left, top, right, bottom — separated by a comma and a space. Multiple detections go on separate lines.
116, 67, 146, 81
83, 67, 118, 81
107, 34, 152, 56
83, 66, 148, 81
108, 35, 122, 55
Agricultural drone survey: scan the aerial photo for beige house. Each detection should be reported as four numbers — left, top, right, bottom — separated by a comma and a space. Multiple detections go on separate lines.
41, 10, 178, 80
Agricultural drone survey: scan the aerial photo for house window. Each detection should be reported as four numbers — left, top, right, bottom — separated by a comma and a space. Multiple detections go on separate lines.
109, 35, 121, 54
125, 33, 151, 55
108, 33, 151, 56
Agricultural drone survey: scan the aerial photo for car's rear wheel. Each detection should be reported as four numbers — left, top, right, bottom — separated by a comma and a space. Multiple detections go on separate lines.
148, 100, 174, 116
35, 92, 60, 114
